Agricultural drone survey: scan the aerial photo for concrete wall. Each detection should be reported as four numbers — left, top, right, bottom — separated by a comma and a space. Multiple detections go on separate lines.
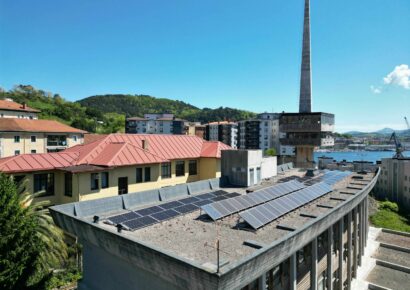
261, 156, 277, 179
375, 158, 410, 209
221, 150, 274, 187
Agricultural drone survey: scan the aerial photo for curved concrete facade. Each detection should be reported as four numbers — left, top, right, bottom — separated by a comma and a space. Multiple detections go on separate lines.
50, 171, 378, 290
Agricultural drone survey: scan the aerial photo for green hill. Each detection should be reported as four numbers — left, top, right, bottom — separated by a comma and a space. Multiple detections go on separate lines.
78, 94, 256, 123
0, 85, 256, 133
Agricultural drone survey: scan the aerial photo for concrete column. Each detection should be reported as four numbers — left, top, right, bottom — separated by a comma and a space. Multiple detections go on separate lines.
311, 238, 318, 290
361, 201, 365, 257
290, 253, 297, 290
366, 199, 368, 244
353, 207, 358, 278
258, 273, 266, 290
358, 203, 362, 266
327, 226, 333, 290
338, 218, 344, 290
347, 211, 352, 290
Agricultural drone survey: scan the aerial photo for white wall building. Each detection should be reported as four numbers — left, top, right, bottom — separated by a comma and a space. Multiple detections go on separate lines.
126, 114, 187, 135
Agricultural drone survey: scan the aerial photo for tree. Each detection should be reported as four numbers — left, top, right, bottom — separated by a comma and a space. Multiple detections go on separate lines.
0, 174, 68, 289
0, 174, 47, 289
264, 148, 277, 156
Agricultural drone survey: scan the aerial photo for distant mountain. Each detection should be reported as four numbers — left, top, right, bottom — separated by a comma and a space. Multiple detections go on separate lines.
344, 128, 410, 137
78, 94, 256, 123
375, 128, 395, 134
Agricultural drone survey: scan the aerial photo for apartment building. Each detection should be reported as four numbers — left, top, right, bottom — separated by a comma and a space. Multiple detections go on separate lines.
0, 134, 230, 205
126, 113, 187, 135
0, 118, 86, 157
374, 157, 410, 209
0, 98, 40, 119
205, 121, 238, 148
238, 113, 280, 152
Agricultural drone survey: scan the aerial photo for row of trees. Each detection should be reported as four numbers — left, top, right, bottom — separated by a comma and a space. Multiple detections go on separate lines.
0, 174, 80, 289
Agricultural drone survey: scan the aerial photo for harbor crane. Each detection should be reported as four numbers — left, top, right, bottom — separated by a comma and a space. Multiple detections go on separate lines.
390, 132, 404, 159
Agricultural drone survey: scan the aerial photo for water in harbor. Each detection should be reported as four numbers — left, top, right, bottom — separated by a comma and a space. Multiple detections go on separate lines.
313, 151, 410, 163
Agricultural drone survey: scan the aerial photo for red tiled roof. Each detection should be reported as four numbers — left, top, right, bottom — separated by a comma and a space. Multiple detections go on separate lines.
0, 99, 40, 113
0, 152, 79, 173
0, 134, 231, 173
200, 141, 231, 158
84, 134, 107, 144
0, 119, 87, 133
90, 142, 167, 167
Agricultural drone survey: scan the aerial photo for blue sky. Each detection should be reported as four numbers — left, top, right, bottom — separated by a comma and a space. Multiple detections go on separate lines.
1, 0, 409, 132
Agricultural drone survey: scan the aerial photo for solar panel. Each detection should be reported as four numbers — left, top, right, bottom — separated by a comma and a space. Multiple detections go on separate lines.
159, 200, 184, 210
123, 216, 157, 231
179, 196, 201, 204
151, 209, 179, 221
135, 206, 163, 216
201, 180, 306, 221
240, 182, 332, 230
106, 211, 141, 225
174, 203, 198, 214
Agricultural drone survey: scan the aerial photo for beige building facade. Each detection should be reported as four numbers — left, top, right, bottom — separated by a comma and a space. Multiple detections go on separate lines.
0, 118, 86, 157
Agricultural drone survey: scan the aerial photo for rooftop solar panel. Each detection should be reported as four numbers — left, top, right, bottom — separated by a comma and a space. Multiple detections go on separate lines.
240, 182, 332, 230
201, 180, 305, 221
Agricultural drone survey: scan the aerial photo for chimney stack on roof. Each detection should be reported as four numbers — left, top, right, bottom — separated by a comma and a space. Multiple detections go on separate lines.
142, 139, 149, 150
22, 102, 27, 109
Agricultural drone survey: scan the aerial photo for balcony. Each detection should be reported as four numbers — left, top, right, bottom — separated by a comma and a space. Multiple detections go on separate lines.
47, 135, 67, 147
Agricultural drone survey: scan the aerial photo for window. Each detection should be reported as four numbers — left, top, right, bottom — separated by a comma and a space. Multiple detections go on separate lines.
31, 150, 36, 154
176, 161, 185, 176
14, 150, 20, 155
73, 135, 78, 142
31, 136, 36, 142
101, 172, 109, 188
14, 136, 20, 143
161, 163, 171, 178
90, 173, 99, 190
136, 168, 143, 183
189, 160, 197, 175
64, 173, 73, 197
34, 173, 54, 196
47, 135, 67, 147
144, 167, 151, 182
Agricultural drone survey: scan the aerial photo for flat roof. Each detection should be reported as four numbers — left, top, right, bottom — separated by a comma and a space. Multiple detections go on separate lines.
85, 170, 375, 269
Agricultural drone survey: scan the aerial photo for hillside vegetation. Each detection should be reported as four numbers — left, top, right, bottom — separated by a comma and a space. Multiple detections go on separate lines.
78, 94, 256, 123
0, 85, 256, 133
0, 85, 124, 133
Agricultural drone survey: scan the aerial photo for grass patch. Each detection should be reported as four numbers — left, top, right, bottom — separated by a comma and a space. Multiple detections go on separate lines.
370, 200, 410, 233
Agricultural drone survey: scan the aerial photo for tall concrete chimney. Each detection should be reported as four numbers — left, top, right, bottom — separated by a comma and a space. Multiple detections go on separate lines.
299, 0, 312, 113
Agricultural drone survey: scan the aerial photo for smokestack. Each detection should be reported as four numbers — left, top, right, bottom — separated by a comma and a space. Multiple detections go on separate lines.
299, 0, 312, 113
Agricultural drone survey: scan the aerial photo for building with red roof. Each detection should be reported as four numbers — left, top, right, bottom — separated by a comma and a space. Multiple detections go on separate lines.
1, 133, 231, 204
0, 118, 87, 158
0, 98, 40, 119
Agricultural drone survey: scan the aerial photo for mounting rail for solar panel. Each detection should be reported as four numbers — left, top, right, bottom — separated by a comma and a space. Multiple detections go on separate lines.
201, 180, 305, 221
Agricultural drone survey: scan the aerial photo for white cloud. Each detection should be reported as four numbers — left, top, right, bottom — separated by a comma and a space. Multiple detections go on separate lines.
370, 85, 381, 94
383, 64, 410, 89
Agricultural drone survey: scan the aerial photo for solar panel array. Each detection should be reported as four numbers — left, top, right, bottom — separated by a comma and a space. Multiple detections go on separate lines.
105, 190, 240, 231
240, 182, 333, 230
201, 180, 305, 220
320, 170, 351, 186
